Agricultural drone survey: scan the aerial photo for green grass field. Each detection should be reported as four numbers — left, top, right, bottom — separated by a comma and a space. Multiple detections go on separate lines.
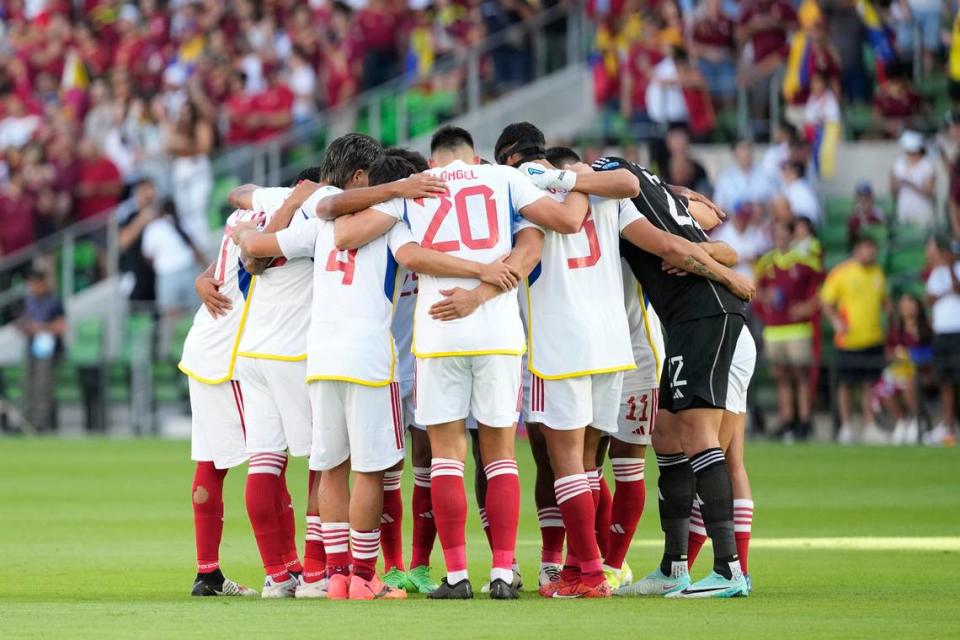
1, 439, 958, 639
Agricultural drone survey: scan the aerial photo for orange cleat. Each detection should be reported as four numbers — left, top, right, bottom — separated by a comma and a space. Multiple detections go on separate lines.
552, 578, 612, 599
348, 574, 408, 600
326, 573, 350, 600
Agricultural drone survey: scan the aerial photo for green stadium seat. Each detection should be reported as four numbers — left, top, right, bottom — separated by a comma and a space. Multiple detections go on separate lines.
843, 105, 876, 139
167, 316, 193, 363
917, 73, 947, 101
825, 197, 853, 225
888, 247, 928, 277
68, 316, 104, 366
821, 220, 849, 254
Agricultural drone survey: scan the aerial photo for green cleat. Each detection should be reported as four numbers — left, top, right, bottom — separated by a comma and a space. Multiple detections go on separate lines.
382, 567, 411, 591
602, 565, 624, 590
665, 570, 749, 599
407, 565, 440, 594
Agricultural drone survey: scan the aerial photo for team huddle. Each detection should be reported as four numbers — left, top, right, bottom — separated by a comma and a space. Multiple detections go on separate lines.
179, 122, 758, 601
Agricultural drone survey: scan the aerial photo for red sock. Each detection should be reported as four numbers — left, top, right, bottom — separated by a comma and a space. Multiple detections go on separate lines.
734, 499, 754, 575
484, 459, 520, 575
555, 474, 603, 587
479, 508, 493, 550
605, 458, 646, 569
430, 458, 467, 577
537, 506, 565, 565
688, 499, 707, 570
193, 462, 227, 573
351, 529, 381, 581
410, 467, 436, 568
321, 522, 351, 577
245, 453, 289, 580
381, 470, 405, 572
278, 463, 301, 573
303, 515, 326, 582
596, 470, 613, 557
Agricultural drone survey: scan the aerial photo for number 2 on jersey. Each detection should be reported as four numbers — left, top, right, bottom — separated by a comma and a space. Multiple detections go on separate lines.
566, 210, 601, 269
326, 248, 358, 285
421, 185, 499, 252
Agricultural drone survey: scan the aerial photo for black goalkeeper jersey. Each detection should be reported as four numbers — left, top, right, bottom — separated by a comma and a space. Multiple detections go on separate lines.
593, 156, 748, 326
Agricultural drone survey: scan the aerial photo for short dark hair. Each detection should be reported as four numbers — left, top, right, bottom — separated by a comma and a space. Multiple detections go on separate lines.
25, 266, 47, 282
545, 146, 581, 168
319, 133, 383, 189
785, 160, 806, 178
293, 165, 322, 186
368, 155, 417, 186
494, 122, 546, 166
430, 125, 474, 154
385, 147, 429, 173
853, 233, 878, 249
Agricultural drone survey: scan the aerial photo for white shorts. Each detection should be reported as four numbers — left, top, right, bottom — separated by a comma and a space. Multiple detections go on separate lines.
235, 357, 312, 457
525, 371, 624, 432
189, 378, 248, 469
615, 387, 660, 445
726, 326, 757, 415
415, 354, 522, 428
308, 380, 406, 472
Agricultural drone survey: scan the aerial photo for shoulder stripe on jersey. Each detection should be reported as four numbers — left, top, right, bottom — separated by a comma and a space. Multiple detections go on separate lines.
528, 261, 542, 287
237, 258, 253, 300
402, 200, 409, 224
384, 246, 399, 302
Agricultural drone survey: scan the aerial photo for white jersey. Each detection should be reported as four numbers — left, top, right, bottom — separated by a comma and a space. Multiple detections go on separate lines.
373, 160, 546, 357
621, 259, 664, 391
178, 208, 260, 384
522, 179, 640, 379
276, 195, 416, 385
237, 186, 315, 361
392, 269, 418, 383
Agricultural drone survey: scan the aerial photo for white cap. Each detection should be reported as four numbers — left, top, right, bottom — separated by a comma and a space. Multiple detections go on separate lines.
899, 130, 924, 153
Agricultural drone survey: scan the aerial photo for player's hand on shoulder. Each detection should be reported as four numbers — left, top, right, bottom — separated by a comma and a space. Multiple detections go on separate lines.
479, 254, 521, 291
679, 188, 726, 221
228, 220, 258, 245
521, 163, 576, 193
567, 162, 594, 175
195, 276, 232, 317
727, 271, 757, 302
429, 287, 483, 321
396, 172, 448, 199
662, 261, 689, 277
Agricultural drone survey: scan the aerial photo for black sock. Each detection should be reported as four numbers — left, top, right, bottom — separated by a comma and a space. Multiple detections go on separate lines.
656, 452, 695, 576
196, 568, 225, 586
690, 447, 738, 579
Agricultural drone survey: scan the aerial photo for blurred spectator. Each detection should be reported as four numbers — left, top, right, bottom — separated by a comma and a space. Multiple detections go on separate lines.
288, 48, 318, 125
924, 236, 960, 446
689, 0, 738, 107
659, 125, 712, 193
755, 220, 823, 440
761, 119, 799, 188
824, 0, 869, 103
166, 101, 214, 252
0, 95, 41, 150
713, 138, 776, 213
252, 66, 294, 142
74, 139, 123, 223
646, 46, 692, 127
0, 172, 36, 256
878, 292, 932, 444
909, 0, 944, 73
713, 203, 771, 278
891, 130, 936, 227
357, 0, 403, 91
619, 21, 664, 133
784, 22, 841, 128
773, 161, 821, 224
848, 181, 886, 248
949, 6, 960, 106
116, 179, 158, 306
792, 215, 823, 262
17, 267, 65, 432
737, 0, 798, 118
802, 71, 841, 140
821, 235, 889, 444
482, 0, 536, 93
940, 110, 960, 236
873, 64, 923, 137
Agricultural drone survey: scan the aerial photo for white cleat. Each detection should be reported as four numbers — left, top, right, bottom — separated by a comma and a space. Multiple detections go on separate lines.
862, 423, 890, 446
837, 423, 856, 445
614, 565, 690, 597
295, 576, 329, 599
891, 420, 907, 445
261, 575, 298, 599
902, 418, 919, 445
221, 578, 259, 597
923, 423, 956, 447
538, 563, 562, 588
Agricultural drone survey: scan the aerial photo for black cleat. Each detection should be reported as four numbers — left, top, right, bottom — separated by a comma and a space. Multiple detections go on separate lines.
191, 569, 225, 596
427, 577, 474, 600
488, 578, 520, 600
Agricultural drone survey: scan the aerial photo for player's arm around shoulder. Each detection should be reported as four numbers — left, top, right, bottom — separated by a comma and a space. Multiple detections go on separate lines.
334, 209, 400, 250
316, 173, 447, 219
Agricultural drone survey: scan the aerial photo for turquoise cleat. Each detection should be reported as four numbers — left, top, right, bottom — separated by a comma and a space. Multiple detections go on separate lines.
665, 570, 749, 599
614, 566, 690, 596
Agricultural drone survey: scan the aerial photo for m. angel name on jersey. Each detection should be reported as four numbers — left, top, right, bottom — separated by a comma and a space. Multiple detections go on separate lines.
594, 156, 758, 599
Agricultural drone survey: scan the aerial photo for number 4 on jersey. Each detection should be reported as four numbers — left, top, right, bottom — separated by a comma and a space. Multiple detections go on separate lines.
326, 248, 358, 285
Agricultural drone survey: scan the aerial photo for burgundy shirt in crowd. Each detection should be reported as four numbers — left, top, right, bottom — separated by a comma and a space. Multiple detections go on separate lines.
0, 190, 36, 254
691, 13, 736, 55
873, 85, 921, 119
355, 8, 398, 52
739, 0, 797, 62
74, 157, 121, 221
754, 249, 823, 327
252, 84, 294, 141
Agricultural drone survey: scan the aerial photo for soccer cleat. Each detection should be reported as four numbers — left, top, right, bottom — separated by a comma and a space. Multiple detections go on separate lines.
488, 578, 520, 600
602, 564, 633, 590
407, 565, 440, 594
552, 579, 612, 599
326, 573, 350, 600
538, 563, 562, 588
382, 567, 411, 591
923, 423, 956, 447
191, 571, 258, 597
861, 423, 890, 446
349, 574, 408, 600
614, 567, 690, 596
836, 423, 856, 445
295, 576, 329, 599
620, 561, 634, 586
261, 575, 298, 599
427, 577, 474, 600
481, 568, 523, 593
745, 573, 753, 594
665, 570, 749, 599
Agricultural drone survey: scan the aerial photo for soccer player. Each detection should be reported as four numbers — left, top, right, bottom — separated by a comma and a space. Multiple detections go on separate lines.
371, 125, 594, 600
233, 154, 520, 599
491, 123, 641, 599
590, 156, 757, 598
179, 203, 269, 598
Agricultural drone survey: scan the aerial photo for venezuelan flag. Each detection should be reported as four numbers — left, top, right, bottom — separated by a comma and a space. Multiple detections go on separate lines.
859, 0, 896, 65
782, 31, 812, 102
811, 120, 841, 178
60, 49, 89, 90
405, 26, 435, 81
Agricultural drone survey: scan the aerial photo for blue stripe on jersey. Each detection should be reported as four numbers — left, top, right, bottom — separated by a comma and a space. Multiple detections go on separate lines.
528, 261, 542, 286
384, 246, 399, 301
301, 208, 309, 220
237, 259, 252, 300
508, 189, 518, 248
402, 200, 409, 225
